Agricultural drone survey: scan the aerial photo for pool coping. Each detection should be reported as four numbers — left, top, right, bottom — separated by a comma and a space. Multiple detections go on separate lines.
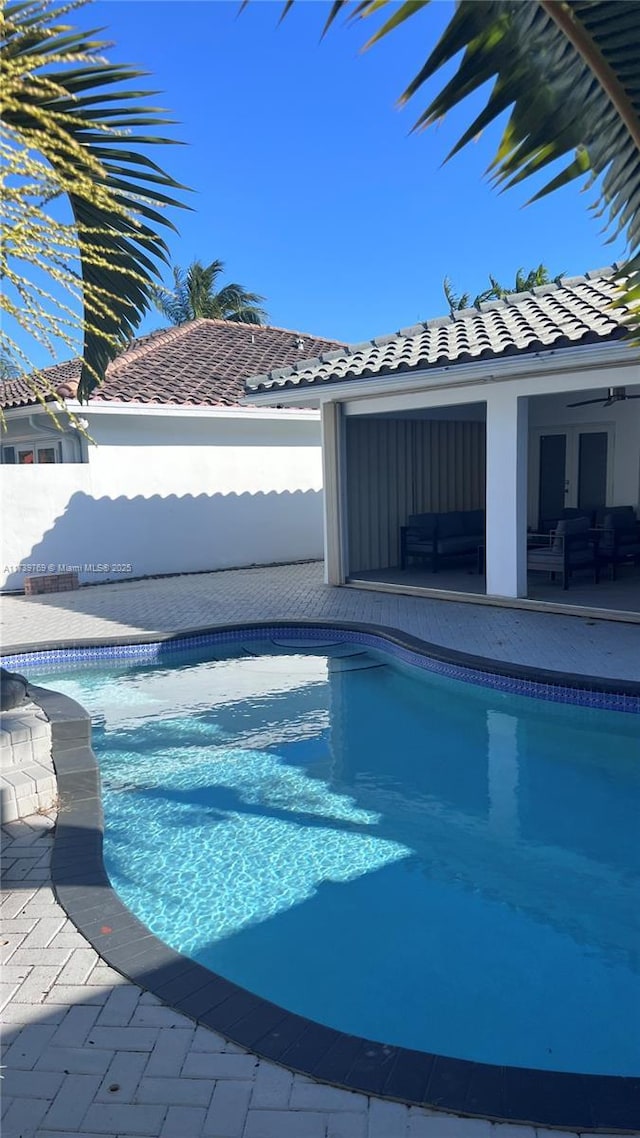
12, 620, 640, 1132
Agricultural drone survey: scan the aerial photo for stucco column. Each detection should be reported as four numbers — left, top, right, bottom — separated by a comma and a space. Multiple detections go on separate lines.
485, 389, 528, 598
321, 401, 346, 585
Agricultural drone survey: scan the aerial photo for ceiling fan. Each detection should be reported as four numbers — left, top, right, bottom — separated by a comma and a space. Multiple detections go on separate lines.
567, 386, 640, 408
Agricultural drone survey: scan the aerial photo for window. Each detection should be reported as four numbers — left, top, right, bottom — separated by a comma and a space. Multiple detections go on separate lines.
1, 440, 63, 464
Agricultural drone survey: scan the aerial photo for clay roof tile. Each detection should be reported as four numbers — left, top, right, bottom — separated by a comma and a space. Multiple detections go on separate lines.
1, 319, 345, 410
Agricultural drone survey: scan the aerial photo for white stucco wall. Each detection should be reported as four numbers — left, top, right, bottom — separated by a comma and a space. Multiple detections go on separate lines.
1, 407, 323, 591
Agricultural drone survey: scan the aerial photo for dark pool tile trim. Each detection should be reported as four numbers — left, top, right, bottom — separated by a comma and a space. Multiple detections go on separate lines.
311, 1033, 372, 1086
6, 619, 640, 712
28, 650, 640, 1133
228, 1003, 290, 1050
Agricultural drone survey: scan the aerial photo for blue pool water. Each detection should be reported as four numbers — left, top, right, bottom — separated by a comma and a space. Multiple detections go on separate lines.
33, 638, 640, 1075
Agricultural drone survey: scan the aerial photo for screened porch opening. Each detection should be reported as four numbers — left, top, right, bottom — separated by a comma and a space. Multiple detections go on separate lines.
345, 404, 487, 597
525, 386, 640, 614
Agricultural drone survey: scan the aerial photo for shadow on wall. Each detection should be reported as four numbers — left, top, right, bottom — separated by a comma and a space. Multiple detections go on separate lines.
3, 489, 323, 591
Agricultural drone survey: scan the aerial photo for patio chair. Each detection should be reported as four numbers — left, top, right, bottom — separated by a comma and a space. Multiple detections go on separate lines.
527, 516, 600, 590
593, 505, 638, 528
538, 507, 594, 533
597, 509, 640, 579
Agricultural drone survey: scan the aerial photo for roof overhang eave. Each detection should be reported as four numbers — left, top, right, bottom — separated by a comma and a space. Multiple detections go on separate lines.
243, 339, 637, 407
1, 399, 321, 421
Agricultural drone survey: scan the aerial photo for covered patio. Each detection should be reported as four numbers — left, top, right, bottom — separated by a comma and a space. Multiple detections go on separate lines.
344, 383, 640, 619
245, 270, 640, 621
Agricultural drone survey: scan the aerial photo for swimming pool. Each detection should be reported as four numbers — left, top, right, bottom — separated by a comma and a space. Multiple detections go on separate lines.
24, 625, 640, 1094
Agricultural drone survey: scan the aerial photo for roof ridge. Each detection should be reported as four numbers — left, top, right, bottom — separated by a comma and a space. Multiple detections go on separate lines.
198, 318, 342, 344
109, 321, 202, 371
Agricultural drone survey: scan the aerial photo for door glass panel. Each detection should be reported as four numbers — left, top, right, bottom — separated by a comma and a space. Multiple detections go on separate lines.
538, 434, 566, 528
578, 431, 608, 513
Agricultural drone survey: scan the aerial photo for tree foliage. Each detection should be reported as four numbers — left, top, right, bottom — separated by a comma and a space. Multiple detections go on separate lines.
153, 260, 268, 325
0, 350, 21, 382
443, 264, 565, 312
1, 0, 188, 405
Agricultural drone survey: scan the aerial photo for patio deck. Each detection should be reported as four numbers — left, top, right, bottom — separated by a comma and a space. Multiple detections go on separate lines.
1, 562, 639, 1138
2, 560, 639, 679
349, 562, 640, 620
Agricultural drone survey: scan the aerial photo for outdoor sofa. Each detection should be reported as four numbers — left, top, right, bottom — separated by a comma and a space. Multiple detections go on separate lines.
400, 509, 485, 573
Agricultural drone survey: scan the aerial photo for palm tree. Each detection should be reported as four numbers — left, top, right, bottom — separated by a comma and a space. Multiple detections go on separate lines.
0, 350, 20, 382
443, 265, 565, 312
443, 277, 471, 314
275, 1, 639, 328
154, 260, 268, 326
1, 0, 187, 404
513, 266, 564, 294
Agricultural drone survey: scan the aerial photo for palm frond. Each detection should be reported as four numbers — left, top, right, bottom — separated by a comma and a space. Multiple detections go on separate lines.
214, 283, 268, 323
154, 259, 268, 325
1, 0, 190, 401
443, 276, 459, 312
186, 260, 224, 320
151, 265, 191, 324
289, 0, 640, 330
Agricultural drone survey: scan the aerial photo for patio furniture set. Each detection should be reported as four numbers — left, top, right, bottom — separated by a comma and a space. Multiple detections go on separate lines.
400, 506, 640, 590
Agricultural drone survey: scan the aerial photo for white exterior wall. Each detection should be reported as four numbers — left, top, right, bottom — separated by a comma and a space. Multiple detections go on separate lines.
1, 408, 323, 591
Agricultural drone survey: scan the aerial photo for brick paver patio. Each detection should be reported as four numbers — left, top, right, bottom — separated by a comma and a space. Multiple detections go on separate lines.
2, 561, 639, 679
1, 563, 638, 1137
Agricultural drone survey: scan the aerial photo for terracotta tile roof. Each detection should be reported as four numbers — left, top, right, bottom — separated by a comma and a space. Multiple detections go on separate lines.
0, 320, 344, 410
245, 269, 631, 395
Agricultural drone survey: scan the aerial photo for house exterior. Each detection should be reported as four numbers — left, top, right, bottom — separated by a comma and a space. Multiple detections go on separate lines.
0, 320, 343, 591
244, 268, 640, 614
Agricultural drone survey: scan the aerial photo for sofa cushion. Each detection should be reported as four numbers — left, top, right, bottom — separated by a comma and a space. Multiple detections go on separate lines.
603, 511, 639, 531
528, 546, 593, 568
436, 512, 465, 539
436, 536, 477, 555
407, 513, 437, 534
551, 516, 590, 553
406, 538, 436, 553
600, 519, 640, 555
462, 509, 485, 536
594, 505, 637, 527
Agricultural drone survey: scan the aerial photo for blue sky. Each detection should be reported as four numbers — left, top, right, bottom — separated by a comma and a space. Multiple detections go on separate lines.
21, 1, 629, 361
